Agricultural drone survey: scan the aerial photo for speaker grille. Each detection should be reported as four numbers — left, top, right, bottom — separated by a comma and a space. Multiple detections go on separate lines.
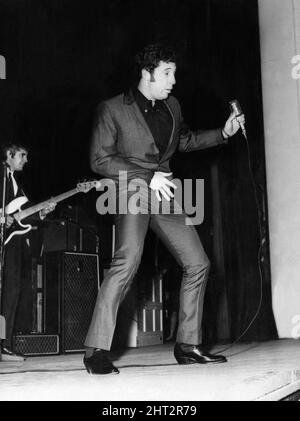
13, 334, 59, 356
62, 253, 99, 352
43, 252, 100, 353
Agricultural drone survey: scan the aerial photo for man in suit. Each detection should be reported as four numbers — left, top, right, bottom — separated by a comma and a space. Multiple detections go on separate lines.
0, 143, 55, 361
84, 43, 245, 374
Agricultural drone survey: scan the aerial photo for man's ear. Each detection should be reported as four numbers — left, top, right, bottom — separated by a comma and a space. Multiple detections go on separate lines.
141, 68, 151, 82
6, 150, 12, 161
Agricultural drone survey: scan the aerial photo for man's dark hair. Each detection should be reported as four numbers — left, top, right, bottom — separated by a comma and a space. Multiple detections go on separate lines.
135, 43, 177, 76
1, 142, 28, 161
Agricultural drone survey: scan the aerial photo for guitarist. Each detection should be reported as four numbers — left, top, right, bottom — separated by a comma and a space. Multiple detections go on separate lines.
0, 142, 55, 361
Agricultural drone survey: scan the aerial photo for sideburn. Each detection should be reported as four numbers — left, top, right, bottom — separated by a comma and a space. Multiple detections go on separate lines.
150, 72, 156, 82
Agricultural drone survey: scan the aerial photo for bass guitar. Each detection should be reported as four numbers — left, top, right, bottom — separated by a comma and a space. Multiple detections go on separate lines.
2, 180, 101, 245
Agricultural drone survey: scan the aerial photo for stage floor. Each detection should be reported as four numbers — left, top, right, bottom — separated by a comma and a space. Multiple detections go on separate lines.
0, 339, 299, 401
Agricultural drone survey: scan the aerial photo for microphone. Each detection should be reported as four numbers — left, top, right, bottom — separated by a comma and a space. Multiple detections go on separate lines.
229, 99, 247, 139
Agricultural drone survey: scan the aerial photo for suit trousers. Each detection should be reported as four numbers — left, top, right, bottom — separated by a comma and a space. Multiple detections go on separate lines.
85, 209, 210, 350
1, 236, 23, 349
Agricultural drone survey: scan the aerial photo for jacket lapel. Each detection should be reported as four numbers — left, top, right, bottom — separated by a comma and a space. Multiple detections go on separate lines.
160, 99, 175, 161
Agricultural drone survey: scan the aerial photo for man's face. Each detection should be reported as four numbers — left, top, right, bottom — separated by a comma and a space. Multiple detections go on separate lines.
6, 148, 28, 172
147, 61, 176, 101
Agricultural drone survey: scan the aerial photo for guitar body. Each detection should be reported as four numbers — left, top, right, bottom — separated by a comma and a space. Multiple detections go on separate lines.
5, 196, 29, 215
3, 196, 32, 245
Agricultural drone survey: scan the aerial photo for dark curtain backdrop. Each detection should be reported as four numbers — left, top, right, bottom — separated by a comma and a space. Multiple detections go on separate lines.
0, 0, 277, 341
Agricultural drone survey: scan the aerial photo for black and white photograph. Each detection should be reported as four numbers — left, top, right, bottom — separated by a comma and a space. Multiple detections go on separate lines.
0, 0, 300, 405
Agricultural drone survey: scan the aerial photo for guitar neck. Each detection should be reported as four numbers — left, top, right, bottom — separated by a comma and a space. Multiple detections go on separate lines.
15, 188, 79, 221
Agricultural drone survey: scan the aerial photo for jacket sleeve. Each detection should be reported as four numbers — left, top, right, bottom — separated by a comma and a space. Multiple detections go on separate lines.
90, 102, 153, 183
176, 101, 227, 152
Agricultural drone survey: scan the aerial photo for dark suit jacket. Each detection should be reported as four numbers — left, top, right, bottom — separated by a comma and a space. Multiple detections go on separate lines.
90, 91, 225, 185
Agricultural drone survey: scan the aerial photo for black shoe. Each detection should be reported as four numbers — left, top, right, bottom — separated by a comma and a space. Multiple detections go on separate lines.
83, 349, 119, 375
174, 343, 227, 365
1, 347, 25, 361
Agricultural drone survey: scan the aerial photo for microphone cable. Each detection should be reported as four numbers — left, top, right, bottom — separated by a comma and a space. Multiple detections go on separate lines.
215, 124, 265, 355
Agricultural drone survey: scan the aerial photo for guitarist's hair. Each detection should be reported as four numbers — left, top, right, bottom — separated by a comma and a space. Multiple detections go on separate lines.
1, 142, 28, 161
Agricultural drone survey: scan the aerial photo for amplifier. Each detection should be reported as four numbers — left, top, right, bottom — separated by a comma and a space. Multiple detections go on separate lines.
13, 334, 59, 356
43, 252, 100, 353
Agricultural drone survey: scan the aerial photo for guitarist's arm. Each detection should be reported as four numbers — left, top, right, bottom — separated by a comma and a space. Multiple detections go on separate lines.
20, 200, 56, 223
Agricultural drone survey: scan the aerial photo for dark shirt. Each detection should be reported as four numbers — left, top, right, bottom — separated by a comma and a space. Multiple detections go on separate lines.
134, 88, 172, 160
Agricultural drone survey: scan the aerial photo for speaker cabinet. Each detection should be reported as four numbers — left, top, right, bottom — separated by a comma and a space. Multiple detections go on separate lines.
43, 252, 100, 353
13, 334, 59, 356
43, 220, 99, 254
43, 220, 80, 252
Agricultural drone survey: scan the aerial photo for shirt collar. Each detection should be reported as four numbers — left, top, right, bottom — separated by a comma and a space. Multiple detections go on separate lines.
133, 87, 163, 112
7, 167, 14, 176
